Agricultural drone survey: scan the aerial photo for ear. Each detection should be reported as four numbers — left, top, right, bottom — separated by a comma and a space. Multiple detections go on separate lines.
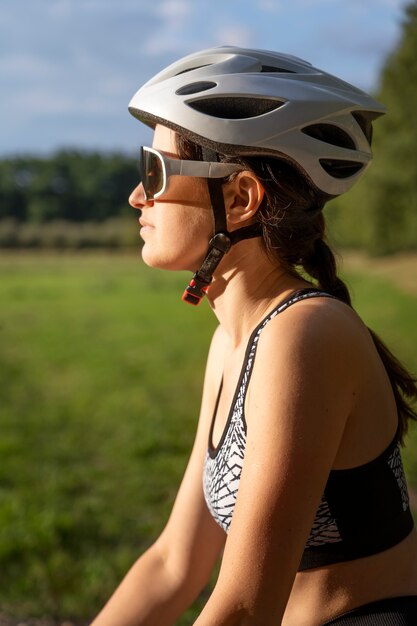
223, 171, 265, 230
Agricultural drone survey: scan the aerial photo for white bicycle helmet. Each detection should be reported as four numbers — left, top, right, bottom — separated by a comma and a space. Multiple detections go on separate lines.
129, 45, 386, 197
129, 46, 385, 305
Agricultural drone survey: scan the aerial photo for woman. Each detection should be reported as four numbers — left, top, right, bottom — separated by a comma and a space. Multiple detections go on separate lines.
91, 47, 417, 625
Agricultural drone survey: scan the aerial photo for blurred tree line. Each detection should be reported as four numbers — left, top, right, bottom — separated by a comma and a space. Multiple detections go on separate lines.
327, 0, 417, 254
0, 152, 139, 248
1, 0, 416, 252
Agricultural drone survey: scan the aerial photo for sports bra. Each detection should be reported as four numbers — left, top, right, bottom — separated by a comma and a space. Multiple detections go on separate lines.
203, 289, 414, 570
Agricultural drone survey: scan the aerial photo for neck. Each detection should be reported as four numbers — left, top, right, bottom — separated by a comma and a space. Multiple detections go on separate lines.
205, 238, 310, 347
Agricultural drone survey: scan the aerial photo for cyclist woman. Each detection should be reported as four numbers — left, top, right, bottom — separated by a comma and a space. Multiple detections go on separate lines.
91, 47, 417, 625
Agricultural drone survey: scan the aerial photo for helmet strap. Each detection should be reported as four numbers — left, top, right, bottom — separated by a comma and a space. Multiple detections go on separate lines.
181, 148, 262, 306
182, 231, 231, 305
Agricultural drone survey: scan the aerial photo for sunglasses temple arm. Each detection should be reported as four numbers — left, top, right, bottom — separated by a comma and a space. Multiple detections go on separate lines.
168, 161, 239, 178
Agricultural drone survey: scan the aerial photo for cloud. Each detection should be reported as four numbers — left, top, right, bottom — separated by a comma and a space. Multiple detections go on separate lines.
155, 0, 192, 20
0, 53, 55, 81
341, 0, 407, 7
142, 34, 191, 57
256, 0, 406, 9
256, 0, 283, 12
213, 24, 255, 48
0, 0, 409, 155
140, 0, 195, 57
46, 0, 72, 20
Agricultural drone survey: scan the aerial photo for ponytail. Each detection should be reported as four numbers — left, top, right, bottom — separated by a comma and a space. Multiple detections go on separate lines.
299, 225, 417, 444
302, 234, 352, 306
367, 332, 417, 443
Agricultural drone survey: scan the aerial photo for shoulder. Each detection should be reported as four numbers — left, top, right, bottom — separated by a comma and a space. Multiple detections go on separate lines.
258, 294, 369, 365
247, 295, 371, 429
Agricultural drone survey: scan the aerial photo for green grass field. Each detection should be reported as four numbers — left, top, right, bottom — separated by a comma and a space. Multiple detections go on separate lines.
0, 252, 416, 623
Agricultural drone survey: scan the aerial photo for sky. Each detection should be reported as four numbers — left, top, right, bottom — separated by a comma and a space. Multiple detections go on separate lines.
0, 0, 410, 157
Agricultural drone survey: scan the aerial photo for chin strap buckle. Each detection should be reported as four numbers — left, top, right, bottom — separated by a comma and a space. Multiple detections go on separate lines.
181, 274, 211, 306
182, 233, 232, 306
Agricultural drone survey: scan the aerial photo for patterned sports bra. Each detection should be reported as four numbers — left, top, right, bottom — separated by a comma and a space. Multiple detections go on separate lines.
203, 289, 414, 570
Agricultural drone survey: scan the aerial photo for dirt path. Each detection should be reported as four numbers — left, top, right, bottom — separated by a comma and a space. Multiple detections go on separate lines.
341, 251, 417, 297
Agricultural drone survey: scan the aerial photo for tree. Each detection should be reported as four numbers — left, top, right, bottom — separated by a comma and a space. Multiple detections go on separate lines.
327, 1, 417, 254
0, 152, 139, 223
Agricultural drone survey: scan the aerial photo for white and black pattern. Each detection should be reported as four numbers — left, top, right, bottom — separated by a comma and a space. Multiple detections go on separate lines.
203, 290, 328, 533
203, 288, 415, 569
203, 412, 246, 531
305, 494, 341, 547
203, 320, 259, 531
388, 444, 410, 512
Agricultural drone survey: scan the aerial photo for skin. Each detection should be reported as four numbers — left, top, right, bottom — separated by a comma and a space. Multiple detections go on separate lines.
90, 125, 417, 626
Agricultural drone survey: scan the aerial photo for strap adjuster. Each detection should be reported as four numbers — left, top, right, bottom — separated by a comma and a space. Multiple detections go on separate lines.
182, 274, 210, 306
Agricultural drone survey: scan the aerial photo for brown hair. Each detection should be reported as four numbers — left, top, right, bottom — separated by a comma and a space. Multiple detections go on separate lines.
176, 133, 417, 443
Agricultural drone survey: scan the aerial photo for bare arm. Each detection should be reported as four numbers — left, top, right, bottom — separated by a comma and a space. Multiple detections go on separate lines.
193, 299, 360, 625
90, 326, 227, 626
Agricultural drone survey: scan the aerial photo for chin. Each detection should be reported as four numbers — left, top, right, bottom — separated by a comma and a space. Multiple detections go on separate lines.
141, 246, 196, 272
141, 245, 201, 273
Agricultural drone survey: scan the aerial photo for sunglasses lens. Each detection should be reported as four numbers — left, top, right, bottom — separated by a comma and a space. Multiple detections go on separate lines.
139, 149, 164, 199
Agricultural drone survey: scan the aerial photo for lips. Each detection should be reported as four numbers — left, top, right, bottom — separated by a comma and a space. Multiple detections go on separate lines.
139, 217, 154, 229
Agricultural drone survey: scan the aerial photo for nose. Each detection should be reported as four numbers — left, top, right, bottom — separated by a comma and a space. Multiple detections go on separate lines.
129, 182, 150, 210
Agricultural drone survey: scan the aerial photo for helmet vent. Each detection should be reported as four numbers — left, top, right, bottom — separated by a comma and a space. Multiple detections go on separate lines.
186, 96, 284, 119
176, 81, 217, 96
319, 159, 363, 179
175, 64, 212, 76
261, 65, 295, 73
302, 124, 356, 150
351, 111, 373, 144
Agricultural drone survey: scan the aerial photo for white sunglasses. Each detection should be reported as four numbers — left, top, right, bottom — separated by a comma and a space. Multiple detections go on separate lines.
139, 146, 243, 200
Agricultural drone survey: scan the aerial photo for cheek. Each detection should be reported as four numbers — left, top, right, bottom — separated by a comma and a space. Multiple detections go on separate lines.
141, 204, 214, 272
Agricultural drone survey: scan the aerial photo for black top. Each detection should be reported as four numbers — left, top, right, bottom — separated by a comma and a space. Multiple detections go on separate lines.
202, 289, 414, 570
